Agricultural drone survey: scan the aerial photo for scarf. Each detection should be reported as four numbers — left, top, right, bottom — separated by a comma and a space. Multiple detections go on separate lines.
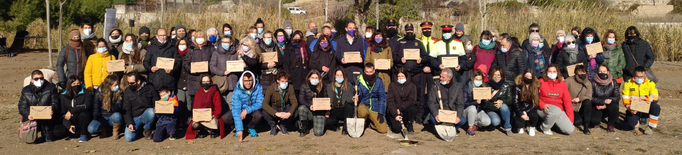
556, 42, 564, 50
152, 38, 168, 49
81, 32, 96, 40
371, 42, 387, 53
122, 44, 133, 54
68, 40, 81, 50
565, 47, 579, 64
308, 83, 319, 97
363, 73, 377, 86
275, 42, 286, 55
574, 75, 588, 87
178, 47, 188, 56
594, 73, 613, 86
109, 35, 122, 44
292, 42, 308, 65
488, 79, 505, 90
478, 41, 495, 50
603, 44, 616, 59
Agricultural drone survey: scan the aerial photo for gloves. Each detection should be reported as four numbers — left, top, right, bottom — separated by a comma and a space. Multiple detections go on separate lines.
377, 114, 385, 124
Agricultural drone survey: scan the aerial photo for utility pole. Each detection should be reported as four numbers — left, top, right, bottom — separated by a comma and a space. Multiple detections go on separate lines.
279, 0, 282, 28
161, 0, 164, 28
58, 0, 66, 50
375, 0, 378, 29
325, 0, 328, 21
46, 0, 53, 67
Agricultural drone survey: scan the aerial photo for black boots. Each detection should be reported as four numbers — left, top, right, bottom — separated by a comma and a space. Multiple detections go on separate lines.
299, 121, 310, 137
406, 123, 415, 135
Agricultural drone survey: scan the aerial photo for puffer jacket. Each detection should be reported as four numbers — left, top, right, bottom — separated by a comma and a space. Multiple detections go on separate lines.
143, 39, 181, 90
309, 43, 337, 84
18, 82, 60, 122
258, 41, 284, 92
556, 48, 587, 78
357, 74, 387, 115
84, 51, 115, 90
123, 82, 160, 126
621, 38, 655, 80
463, 80, 489, 112
485, 81, 513, 112
602, 45, 626, 79
60, 86, 94, 127
92, 87, 124, 118
513, 85, 536, 116
387, 72, 417, 119
210, 43, 240, 92
56, 44, 86, 84
183, 43, 213, 95
429, 76, 464, 119
231, 71, 264, 132
591, 80, 620, 106
493, 43, 526, 83
298, 83, 328, 108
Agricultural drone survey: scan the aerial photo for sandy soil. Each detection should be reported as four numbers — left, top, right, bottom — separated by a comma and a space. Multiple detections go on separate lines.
0, 51, 681, 154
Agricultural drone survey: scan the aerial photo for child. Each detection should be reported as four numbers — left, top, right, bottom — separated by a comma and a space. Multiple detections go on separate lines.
153, 86, 180, 142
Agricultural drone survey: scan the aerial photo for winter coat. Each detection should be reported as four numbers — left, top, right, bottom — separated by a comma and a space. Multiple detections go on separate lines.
473, 45, 497, 74
429, 76, 464, 119
386, 75, 417, 118
326, 82, 356, 109
123, 82, 160, 126
258, 41, 284, 92
60, 86, 94, 127
177, 52, 190, 91
621, 38, 655, 80
538, 78, 574, 123
591, 80, 620, 106
117, 45, 148, 74
84, 51, 115, 91
556, 48, 587, 78
210, 44, 241, 92
18, 82, 60, 122
143, 39, 182, 90
393, 38, 428, 75
602, 45, 626, 79
92, 87, 124, 118
183, 44, 213, 95
485, 81, 513, 112
357, 74, 387, 115
282, 41, 310, 92
186, 86, 225, 139
513, 85, 536, 116
57, 44, 86, 84
492, 43, 526, 83
364, 45, 393, 92
231, 71, 264, 132
521, 38, 551, 58
262, 81, 298, 116
549, 43, 563, 64
335, 36, 367, 75
309, 43, 337, 84
298, 83, 328, 108
462, 80, 489, 112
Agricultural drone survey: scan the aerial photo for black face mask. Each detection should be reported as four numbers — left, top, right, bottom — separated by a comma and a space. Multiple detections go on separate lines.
293, 39, 301, 43
202, 83, 212, 90
177, 33, 186, 39
111, 35, 120, 39
626, 35, 638, 42
404, 33, 416, 40
386, 28, 398, 37
577, 74, 587, 80
422, 31, 432, 37
71, 38, 80, 42
128, 83, 138, 90
598, 73, 609, 80
523, 78, 533, 84
73, 85, 82, 93
311, 28, 318, 35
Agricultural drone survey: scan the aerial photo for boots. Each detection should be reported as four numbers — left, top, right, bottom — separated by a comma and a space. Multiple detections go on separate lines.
210, 129, 219, 138
406, 123, 415, 135
99, 126, 110, 139
299, 121, 309, 137
143, 129, 153, 140
112, 123, 121, 140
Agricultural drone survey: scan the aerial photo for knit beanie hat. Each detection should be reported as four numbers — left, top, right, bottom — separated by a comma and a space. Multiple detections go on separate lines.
556, 30, 566, 37
529, 33, 541, 41
70, 29, 80, 38
139, 26, 150, 36
455, 23, 465, 31
284, 22, 293, 29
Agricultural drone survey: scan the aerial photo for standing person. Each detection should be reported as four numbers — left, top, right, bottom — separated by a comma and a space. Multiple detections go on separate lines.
385, 19, 401, 51
138, 26, 152, 50
336, 22, 367, 83
255, 18, 266, 40
88, 75, 124, 140
309, 34, 337, 85
211, 35, 240, 111
392, 23, 429, 123
460, 36, 476, 85
152, 86, 180, 142
262, 71, 298, 135
364, 29, 393, 92
623, 66, 660, 135
524, 33, 548, 78
473, 31, 497, 77
60, 76, 94, 142
364, 26, 375, 47
537, 64, 574, 135
176, 39, 193, 113
224, 71, 264, 142
387, 68, 418, 134
176, 25, 187, 41
184, 29, 213, 99
462, 70, 492, 137
513, 69, 541, 136
493, 33, 525, 84
305, 21, 318, 51
453, 23, 472, 44
556, 35, 587, 79
239, 36, 263, 78
123, 72, 159, 142
297, 70, 328, 137
207, 27, 220, 47
550, 30, 566, 64
591, 64, 620, 133
419, 22, 439, 79
186, 74, 226, 139
221, 23, 240, 46
283, 31, 310, 96
107, 28, 123, 59
521, 23, 550, 55
579, 27, 605, 81
622, 26, 655, 81
284, 22, 294, 39
356, 63, 388, 134
169, 27, 176, 43
18, 70, 62, 143
119, 34, 147, 89
308, 26, 338, 51
258, 30, 283, 92
601, 30, 626, 84
571, 26, 583, 45
57, 29, 87, 88
84, 38, 116, 91
485, 66, 513, 136
565, 65, 594, 135
428, 68, 467, 132
143, 28, 181, 91
80, 19, 98, 56
434, 25, 467, 83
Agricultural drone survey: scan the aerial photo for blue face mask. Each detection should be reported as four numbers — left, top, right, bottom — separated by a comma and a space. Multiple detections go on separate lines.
607, 38, 616, 44
481, 39, 491, 46
221, 43, 230, 50
286, 29, 293, 35
474, 80, 483, 87
397, 78, 406, 84
125, 43, 133, 48
209, 35, 217, 43
171, 35, 176, 39
635, 78, 644, 84
442, 33, 452, 40
112, 85, 119, 92
585, 37, 594, 44
501, 47, 508, 53
279, 82, 289, 90
250, 33, 257, 39
257, 28, 264, 34
264, 38, 273, 45
335, 78, 344, 83
538, 42, 544, 49
441, 81, 448, 85
224, 31, 232, 36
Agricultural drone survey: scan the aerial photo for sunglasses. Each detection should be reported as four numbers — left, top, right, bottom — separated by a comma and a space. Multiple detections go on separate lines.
33, 78, 43, 81
530, 30, 540, 32
567, 41, 576, 44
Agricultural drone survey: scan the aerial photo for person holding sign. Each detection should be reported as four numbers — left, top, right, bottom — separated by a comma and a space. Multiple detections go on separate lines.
484, 67, 514, 136
324, 67, 357, 135
392, 23, 430, 124
60, 76, 94, 142
118, 34, 147, 81
493, 33, 526, 85
428, 69, 467, 132
364, 29, 393, 92
556, 35, 586, 79
123, 72, 160, 142
258, 30, 284, 92
143, 28, 181, 91
578, 27, 605, 80
184, 29, 214, 97
210, 35, 241, 109
387, 68, 418, 134
565, 65, 594, 135
283, 31, 310, 96
18, 70, 62, 143
262, 71, 299, 135
537, 64, 574, 135
433, 24, 467, 83
152, 86, 180, 142
186, 74, 225, 139
462, 70, 492, 137
297, 70, 328, 137
357, 63, 388, 134
309, 34, 337, 85
513, 69, 541, 136
622, 66, 660, 135
223, 71, 264, 142
88, 75, 124, 140
335, 22, 367, 84
84, 38, 116, 91
591, 64, 621, 133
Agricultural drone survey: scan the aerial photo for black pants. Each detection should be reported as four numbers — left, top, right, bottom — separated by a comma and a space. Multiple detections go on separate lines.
573, 99, 598, 127
63, 112, 93, 136
407, 72, 429, 121
326, 103, 355, 129
223, 109, 263, 130
262, 106, 299, 127
592, 101, 619, 126
37, 118, 66, 141
514, 109, 539, 128
387, 104, 417, 133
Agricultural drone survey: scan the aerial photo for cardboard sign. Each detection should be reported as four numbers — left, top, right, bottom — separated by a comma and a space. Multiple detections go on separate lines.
106, 60, 125, 72
438, 110, 458, 123
200, 118, 219, 129
586, 43, 603, 56
403, 49, 420, 60
374, 59, 390, 70
156, 57, 175, 69
191, 61, 209, 73
630, 100, 650, 113
567, 64, 579, 77
262, 52, 279, 63
441, 56, 459, 68
344, 52, 363, 63
155, 101, 174, 114
30, 106, 51, 119
473, 87, 492, 100
312, 98, 331, 111
193, 108, 212, 122
226, 60, 244, 72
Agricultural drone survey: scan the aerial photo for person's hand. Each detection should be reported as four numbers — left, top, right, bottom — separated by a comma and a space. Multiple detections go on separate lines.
322, 66, 330, 73
455, 65, 461, 71
65, 111, 72, 120
309, 104, 315, 111
435, 115, 441, 123
439, 64, 445, 70
495, 101, 502, 109
268, 62, 276, 68
423, 67, 431, 73
401, 58, 406, 64
535, 59, 539, 63
28, 115, 34, 120
151, 66, 159, 73
455, 117, 461, 124
395, 116, 402, 121
69, 125, 76, 134
275, 112, 284, 118
596, 105, 606, 110
521, 112, 529, 121
352, 95, 358, 102
128, 124, 135, 132
224, 71, 231, 76
237, 51, 244, 56
605, 99, 612, 104
416, 58, 422, 64
165, 69, 172, 74
237, 131, 244, 143
125, 66, 133, 73
629, 109, 638, 114
589, 54, 596, 59
325, 111, 330, 118
640, 98, 648, 102
241, 110, 247, 119
377, 114, 385, 124
543, 105, 550, 114
282, 112, 292, 119
572, 98, 580, 103
50, 111, 53, 116
476, 99, 482, 104
341, 58, 347, 64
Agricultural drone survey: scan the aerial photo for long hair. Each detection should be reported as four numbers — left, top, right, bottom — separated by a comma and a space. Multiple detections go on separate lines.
542, 63, 563, 82
470, 69, 486, 87
240, 35, 262, 59
332, 66, 348, 92
370, 29, 387, 47
489, 66, 506, 81
515, 69, 540, 107
306, 70, 324, 94
121, 33, 142, 64
64, 75, 80, 99
100, 75, 121, 111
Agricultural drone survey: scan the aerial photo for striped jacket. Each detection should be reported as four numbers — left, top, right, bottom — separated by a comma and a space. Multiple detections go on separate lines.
622, 77, 658, 109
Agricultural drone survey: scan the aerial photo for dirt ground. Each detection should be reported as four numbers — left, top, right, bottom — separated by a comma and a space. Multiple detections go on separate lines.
0, 51, 681, 154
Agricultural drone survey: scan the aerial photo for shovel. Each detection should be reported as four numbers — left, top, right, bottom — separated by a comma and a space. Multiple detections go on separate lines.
433, 76, 457, 142
398, 120, 419, 145
346, 72, 365, 138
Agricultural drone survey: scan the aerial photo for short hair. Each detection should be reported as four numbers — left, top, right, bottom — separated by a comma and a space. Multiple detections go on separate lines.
200, 73, 212, 84
170, 27, 176, 32
442, 68, 453, 78
157, 28, 167, 35
528, 23, 539, 32
31, 70, 44, 77
574, 65, 587, 74
490, 66, 505, 79
81, 19, 92, 28
243, 72, 253, 79
480, 30, 493, 40
598, 63, 609, 71
275, 70, 291, 81
126, 72, 142, 82
322, 26, 331, 31
500, 33, 512, 43
603, 29, 619, 45
635, 66, 646, 73
346, 21, 356, 28
222, 23, 233, 31
571, 26, 582, 33
158, 86, 170, 93
364, 62, 375, 69
96, 38, 108, 49
625, 26, 641, 37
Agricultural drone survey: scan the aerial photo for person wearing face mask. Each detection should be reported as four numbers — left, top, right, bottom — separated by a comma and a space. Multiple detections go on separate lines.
387, 68, 418, 134
622, 66, 660, 135
224, 71, 264, 142
564, 65, 594, 135
590, 64, 620, 133
308, 26, 338, 52
579, 27, 605, 81
453, 23, 472, 44
492, 33, 525, 85
310, 35, 337, 85
152, 86, 181, 141
57, 29, 88, 89
473, 30, 498, 79
336, 22, 368, 84
176, 39, 194, 112
521, 23, 550, 56
621, 26, 655, 81
84, 39, 116, 91
460, 37, 477, 85
356, 63, 388, 134
144, 28, 182, 91
484, 67, 514, 136
138, 26, 152, 50
210, 35, 240, 111
283, 31, 310, 96
523, 33, 547, 78
324, 67, 357, 135
433, 25, 467, 83
122, 72, 160, 142
187, 29, 197, 48
462, 70, 492, 137
364, 26, 375, 47
118, 34, 148, 84
186, 74, 226, 139
385, 19, 402, 52
255, 18, 266, 39
571, 26, 583, 45
206, 27, 220, 47
262, 71, 299, 135
239, 36, 263, 78
296, 70, 328, 137
305, 22, 318, 51
88, 75, 124, 140
175, 24, 187, 40
257, 31, 284, 92
364, 29, 393, 92
537, 64, 574, 135
60, 76, 94, 143
392, 23, 429, 123
79, 19, 98, 56
170, 27, 176, 43
18, 70, 63, 143
107, 28, 123, 59
600, 30, 626, 84
428, 68, 467, 138
513, 69, 541, 136
419, 22, 439, 58
184, 29, 213, 98
221, 23, 240, 46
550, 30, 567, 64
556, 35, 587, 79
284, 21, 294, 39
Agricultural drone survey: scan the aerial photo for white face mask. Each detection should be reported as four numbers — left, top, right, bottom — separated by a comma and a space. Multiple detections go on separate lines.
196, 38, 205, 45
557, 37, 565, 42
83, 29, 92, 35
548, 73, 558, 80
33, 79, 43, 87
365, 32, 372, 38
466, 44, 473, 51
178, 45, 187, 51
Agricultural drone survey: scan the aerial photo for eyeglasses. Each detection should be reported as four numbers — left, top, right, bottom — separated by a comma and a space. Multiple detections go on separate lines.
243, 80, 253, 82
33, 78, 43, 81
530, 29, 540, 32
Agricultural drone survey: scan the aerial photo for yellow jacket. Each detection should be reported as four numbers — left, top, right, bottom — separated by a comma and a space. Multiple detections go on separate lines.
420, 36, 440, 58
84, 51, 115, 91
622, 77, 659, 109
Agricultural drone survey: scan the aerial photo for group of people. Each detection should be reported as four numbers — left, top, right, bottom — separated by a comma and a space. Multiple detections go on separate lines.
18, 17, 660, 143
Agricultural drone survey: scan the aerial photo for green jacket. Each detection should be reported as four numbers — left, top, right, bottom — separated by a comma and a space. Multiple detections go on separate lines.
603, 46, 626, 79
485, 81, 514, 112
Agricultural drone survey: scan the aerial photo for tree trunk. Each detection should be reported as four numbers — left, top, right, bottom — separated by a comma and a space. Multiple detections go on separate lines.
59, 0, 65, 49
46, 0, 52, 67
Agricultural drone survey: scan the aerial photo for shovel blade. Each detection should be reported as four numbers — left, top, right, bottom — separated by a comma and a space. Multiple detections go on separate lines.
346, 118, 365, 138
435, 124, 457, 142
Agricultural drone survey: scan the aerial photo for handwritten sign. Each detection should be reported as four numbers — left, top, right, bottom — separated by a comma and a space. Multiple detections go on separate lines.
438, 110, 458, 123
106, 60, 125, 72
155, 101, 174, 114
226, 60, 244, 72
586, 43, 603, 56
193, 108, 212, 122
441, 56, 459, 68
312, 98, 331, 111
567, 64, 579, 77
191, 61, 209, 73
473, 87, 492, 100
374, 59, 390, 70
630, 100, 650, 113
156, 57, 175, 69
403, 49, 420, 60
30, 106, 51, 119
344, 52, 363, 63
262, 52, 279, 63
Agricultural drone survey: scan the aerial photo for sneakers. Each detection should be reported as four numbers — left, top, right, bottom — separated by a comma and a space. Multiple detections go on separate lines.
248, 128, 259, 137
517, 128, 525, 134
78, 134, 88, 143
644, 127, 653, 135
528, 127, 536, 136
169, 134, 176, 140
541, 126, 553, 135
143, 129, 153, 140
607, 126, 616, 133
505, 130, 513, 136
466, 126, 477, 137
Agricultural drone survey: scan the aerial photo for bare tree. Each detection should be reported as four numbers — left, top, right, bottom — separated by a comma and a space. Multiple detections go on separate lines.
46, 0, 53, 67
353, 0, 373, 32
479, 0, 487, 31
58, 0, 66, 50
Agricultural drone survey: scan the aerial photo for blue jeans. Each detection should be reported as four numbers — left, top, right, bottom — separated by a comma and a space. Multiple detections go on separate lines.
87, 112, 123, 134
429, 114, 467, 129
124, 108, 156, 142
487, 104, 512, 130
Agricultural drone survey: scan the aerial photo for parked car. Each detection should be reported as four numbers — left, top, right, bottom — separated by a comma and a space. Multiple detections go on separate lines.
288, 7, 306, 15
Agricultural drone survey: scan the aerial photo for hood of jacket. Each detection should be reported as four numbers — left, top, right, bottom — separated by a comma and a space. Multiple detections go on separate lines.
580, 27, 601, 45
238, 71, 258, 91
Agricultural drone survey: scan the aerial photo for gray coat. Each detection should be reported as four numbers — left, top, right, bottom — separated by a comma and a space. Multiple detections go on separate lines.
184, 44, 213, 95
429, 78, 464, 119
210, 44, 240, 92
56, 44, 86, 84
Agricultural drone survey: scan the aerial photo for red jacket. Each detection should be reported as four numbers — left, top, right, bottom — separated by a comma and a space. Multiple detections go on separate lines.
538, 78, 574, 123
186, 85, 225, 139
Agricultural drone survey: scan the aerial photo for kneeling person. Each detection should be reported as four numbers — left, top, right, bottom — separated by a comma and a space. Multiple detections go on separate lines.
357, 63, 388, 134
